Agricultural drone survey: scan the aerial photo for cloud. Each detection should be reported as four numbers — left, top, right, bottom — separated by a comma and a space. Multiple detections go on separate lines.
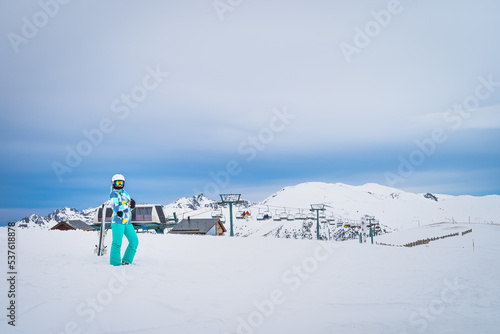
1, 0, 500, 214
413, 104, 500, 131
397, 168, 500, 196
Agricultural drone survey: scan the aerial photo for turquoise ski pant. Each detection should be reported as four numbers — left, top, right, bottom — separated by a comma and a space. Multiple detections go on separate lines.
110, 223, 138, 266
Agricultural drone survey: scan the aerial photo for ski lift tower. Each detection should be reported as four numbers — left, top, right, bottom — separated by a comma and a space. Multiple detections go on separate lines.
366, 216, 376, 244
219, 194, 243, 237
310, 204, 326, 240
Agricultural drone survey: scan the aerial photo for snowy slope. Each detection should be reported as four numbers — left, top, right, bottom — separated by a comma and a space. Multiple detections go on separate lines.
256, 182, 499, 230
206, 182, 499, 240
1, 223, 499, 333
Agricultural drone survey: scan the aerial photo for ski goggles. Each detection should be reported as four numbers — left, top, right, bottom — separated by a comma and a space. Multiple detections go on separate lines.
113, 180, 124, 187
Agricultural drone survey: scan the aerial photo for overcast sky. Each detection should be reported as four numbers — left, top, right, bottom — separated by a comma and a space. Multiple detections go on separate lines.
1, 0, 499, 223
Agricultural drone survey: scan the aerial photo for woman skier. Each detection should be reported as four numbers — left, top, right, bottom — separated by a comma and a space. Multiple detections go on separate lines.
109, 174, 138, 266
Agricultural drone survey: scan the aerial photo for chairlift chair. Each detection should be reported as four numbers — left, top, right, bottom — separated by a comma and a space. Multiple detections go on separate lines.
295, 210, 307, 220
257, 207, 272, 221
211, 208, 222, 219
263, 209, 272, 220
256, 208, 265, 221
273, 210, 282, 221
279, 209, 288, 221
237, 209, 251, 219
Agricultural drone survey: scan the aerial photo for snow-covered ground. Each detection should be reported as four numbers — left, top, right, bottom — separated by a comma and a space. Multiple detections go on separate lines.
1, 222, 499, 334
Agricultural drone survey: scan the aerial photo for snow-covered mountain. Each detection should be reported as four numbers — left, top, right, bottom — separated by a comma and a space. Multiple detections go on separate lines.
14, 182, 499, 234
160, 193, 218, 222
162, 193, 254, 221
17, 206, 97, 229
258, 182, 499, 230
196, 182, 499, 240
164, 193, 217, 211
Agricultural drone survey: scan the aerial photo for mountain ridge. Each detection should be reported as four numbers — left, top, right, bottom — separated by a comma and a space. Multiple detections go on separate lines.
12, 182, 500, 231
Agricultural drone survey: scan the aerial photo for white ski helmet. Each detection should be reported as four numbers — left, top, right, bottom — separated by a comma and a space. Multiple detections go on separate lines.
111, 174, 125, 189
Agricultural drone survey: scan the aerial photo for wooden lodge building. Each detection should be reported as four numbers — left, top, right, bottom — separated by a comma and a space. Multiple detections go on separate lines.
169, 218, 226, 236
51, 220, 95, 231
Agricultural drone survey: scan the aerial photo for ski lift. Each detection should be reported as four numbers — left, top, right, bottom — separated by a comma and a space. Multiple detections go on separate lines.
273, 210, 282, 221
236, 209, 251, 219
319, 211, 327, 219
306, 211, 316, 220
287, 212, 295, 221
256, 209, 265, 221
257, 207, 272, 221
211, 208, 222, 219
257, 207, 273, 221
279, 209, 288, 221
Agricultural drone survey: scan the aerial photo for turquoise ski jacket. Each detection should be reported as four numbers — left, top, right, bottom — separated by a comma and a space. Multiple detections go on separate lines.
109, 188, 133, 224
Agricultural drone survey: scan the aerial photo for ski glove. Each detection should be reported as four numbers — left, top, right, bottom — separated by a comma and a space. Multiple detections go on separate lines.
117, 211, 123, 218
129, 199, 136, 209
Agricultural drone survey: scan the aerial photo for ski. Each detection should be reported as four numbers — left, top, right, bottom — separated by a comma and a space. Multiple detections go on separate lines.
95, 203, 107, 256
